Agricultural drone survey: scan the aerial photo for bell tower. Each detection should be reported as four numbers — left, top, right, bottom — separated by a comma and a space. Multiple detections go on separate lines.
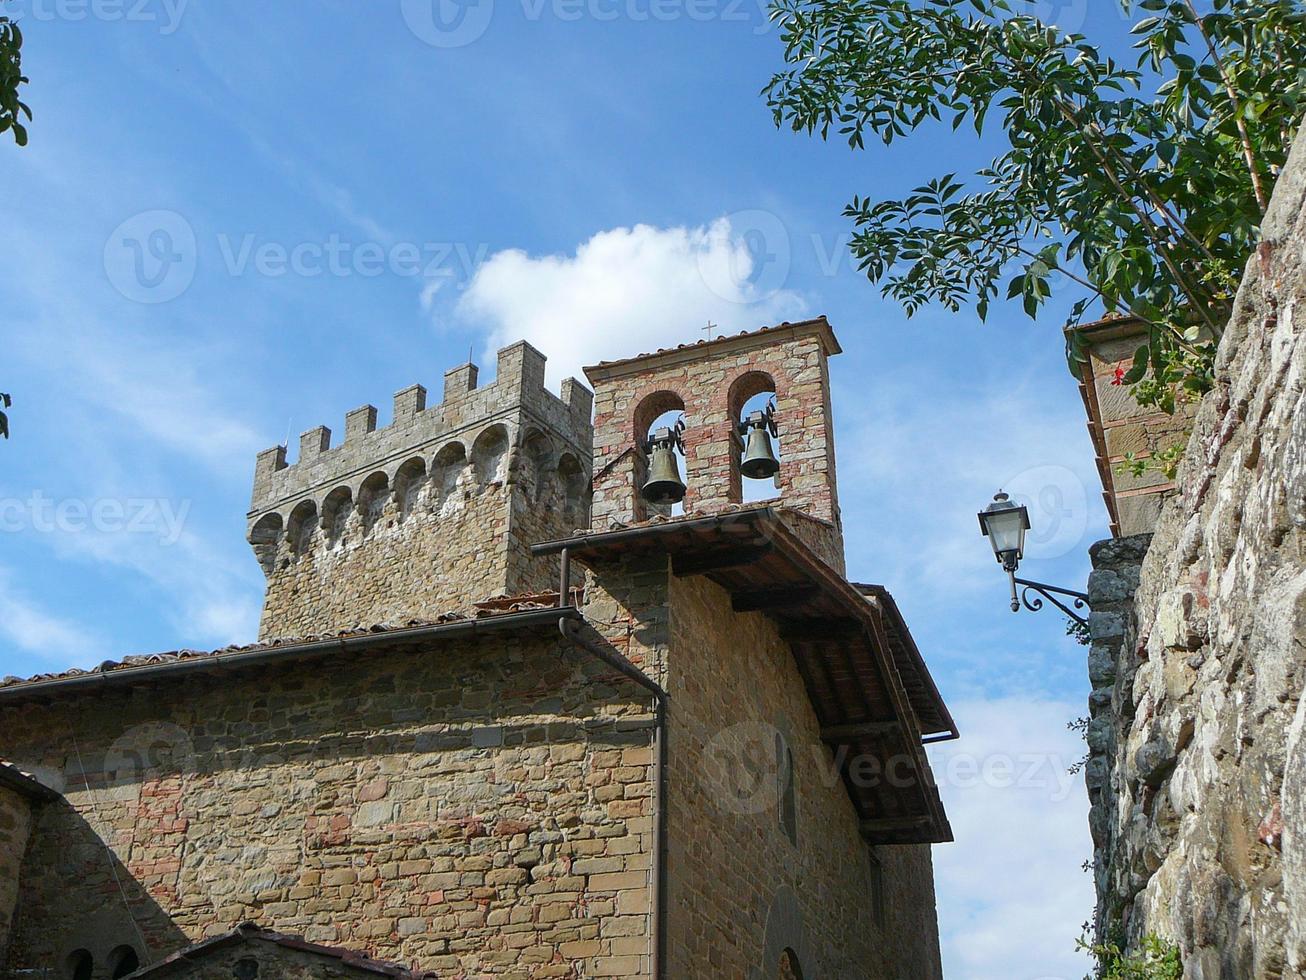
583, 317, 845, 568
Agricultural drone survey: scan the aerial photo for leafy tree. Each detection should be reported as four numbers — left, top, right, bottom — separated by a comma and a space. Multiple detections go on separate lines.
765, 0, 1306, 416
1, 0, 29, 146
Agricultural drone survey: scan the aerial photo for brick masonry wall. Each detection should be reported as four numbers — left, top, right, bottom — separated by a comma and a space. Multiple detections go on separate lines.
663, 575, 941, 980
587, 322, 844, 568
0, 785, 33, 967
1086, 124, 1306, 975
578, 556, 941, 980
0, 634, 655, 978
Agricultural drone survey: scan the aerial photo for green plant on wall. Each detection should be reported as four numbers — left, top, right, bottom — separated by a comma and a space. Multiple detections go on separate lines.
765, 0, 1306, 432
1078, 932, 1183, 980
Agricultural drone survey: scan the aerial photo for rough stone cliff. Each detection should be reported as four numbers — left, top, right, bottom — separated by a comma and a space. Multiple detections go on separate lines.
1085, 126, 1306, 976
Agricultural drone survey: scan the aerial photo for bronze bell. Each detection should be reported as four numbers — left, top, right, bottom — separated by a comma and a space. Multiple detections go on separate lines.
739, 406, 780, 480
641, 423, 687, 505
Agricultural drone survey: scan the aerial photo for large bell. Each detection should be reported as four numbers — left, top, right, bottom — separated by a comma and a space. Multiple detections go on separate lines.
642, 427, 687, 504
739, 409, 780, 480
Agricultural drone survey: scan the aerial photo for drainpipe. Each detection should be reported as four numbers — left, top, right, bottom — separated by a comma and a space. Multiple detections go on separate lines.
556, 548, 668, 980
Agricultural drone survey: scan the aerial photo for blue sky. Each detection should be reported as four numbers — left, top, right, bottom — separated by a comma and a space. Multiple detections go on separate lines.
0, 1, 1147, 975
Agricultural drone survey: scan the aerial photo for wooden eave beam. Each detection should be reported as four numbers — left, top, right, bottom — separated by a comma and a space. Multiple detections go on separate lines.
820, 720, 901, 742
671, 542, 772, 577
731, 583, 821, 613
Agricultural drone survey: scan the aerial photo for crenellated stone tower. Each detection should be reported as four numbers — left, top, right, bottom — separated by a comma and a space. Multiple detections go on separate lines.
247, 341, 593, 639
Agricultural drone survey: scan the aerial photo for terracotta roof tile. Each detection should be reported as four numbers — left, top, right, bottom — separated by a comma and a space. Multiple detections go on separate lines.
584, 317, 834, 371
0, 607, 545, 693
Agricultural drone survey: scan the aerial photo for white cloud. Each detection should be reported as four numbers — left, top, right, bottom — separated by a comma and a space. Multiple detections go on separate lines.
929, 696, 1096, 980
455, 219, 807, 387
0, 568, 100, 665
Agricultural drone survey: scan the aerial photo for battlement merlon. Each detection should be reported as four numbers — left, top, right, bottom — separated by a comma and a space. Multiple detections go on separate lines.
249, 339, 594, 514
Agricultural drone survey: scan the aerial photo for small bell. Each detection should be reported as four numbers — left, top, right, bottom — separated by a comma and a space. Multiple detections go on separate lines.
641, 423, 687, 504
739, 405, 780, 480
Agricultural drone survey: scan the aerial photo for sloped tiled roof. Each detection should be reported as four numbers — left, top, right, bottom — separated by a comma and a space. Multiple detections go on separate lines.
583, 317, 841, 378
0, 606, 574, 701
132, 922, 434, 978
0, 759, 60, 802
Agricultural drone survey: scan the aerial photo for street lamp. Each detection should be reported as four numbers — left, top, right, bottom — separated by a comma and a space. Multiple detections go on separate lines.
977, 491, 1089, 625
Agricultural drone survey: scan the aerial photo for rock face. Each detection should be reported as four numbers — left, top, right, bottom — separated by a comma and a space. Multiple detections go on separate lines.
1086, 126, 1306, 975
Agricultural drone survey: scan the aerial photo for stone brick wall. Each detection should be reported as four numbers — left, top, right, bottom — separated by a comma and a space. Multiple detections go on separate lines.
663, 575, 940, 980
0, 633, 656, 978
248, 342, 592, 639
578, 555, 942, 980
0, 785, 34, 967
586, 321, 844, 568
1085, 124, 1306, 975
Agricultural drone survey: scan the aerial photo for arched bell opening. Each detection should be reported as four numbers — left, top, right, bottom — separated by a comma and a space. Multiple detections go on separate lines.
729, 369, 781, 504
642, 412, 688, 519
632, 390, 688, 520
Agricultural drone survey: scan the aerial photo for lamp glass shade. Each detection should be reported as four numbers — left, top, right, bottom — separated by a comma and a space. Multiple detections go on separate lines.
979, 493, 1030, 564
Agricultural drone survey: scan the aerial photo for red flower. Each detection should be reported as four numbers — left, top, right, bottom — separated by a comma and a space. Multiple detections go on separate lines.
1111, 364, 1126, 386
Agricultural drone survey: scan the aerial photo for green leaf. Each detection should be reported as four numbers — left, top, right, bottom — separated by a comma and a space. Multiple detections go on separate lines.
1123, 345, 1150, 384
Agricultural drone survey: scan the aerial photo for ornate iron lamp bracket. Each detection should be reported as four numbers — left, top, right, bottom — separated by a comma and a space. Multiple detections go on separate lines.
1010, 576, 1090, 626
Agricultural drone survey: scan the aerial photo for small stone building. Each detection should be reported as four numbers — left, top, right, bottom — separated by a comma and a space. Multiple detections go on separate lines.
0, 318, 956, 979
